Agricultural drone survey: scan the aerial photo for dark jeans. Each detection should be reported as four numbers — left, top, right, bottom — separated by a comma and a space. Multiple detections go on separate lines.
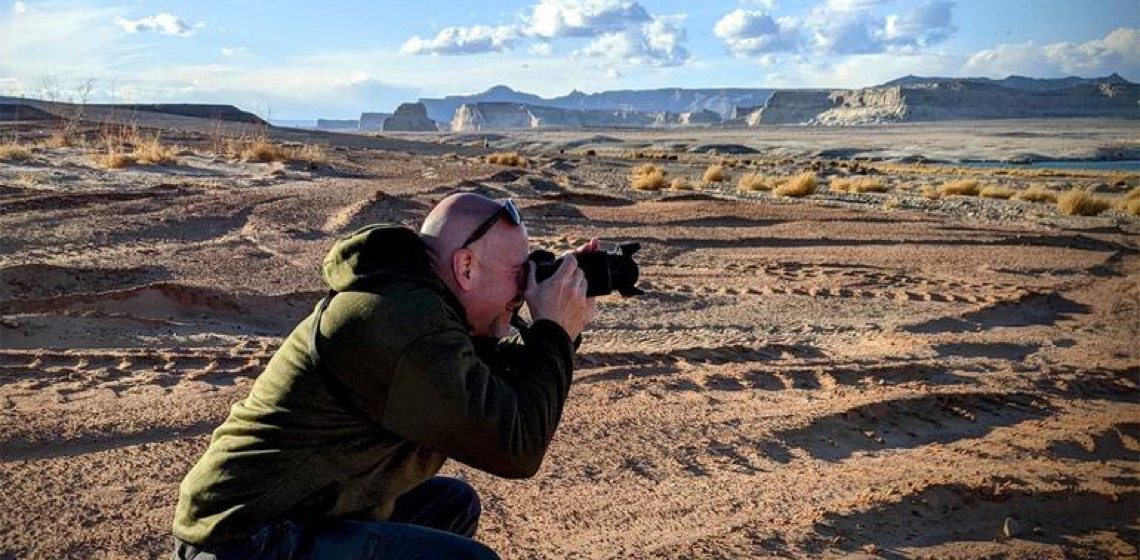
173, 477, 498, 560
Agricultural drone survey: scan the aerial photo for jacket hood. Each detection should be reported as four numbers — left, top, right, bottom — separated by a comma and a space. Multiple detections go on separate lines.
321, 223, 442, 293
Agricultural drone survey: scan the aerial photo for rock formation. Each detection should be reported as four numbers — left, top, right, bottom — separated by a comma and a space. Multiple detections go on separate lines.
749, 91, 832, 125
748, 75, 1140, 125
420, 85, 774, 123
358, 112, 391, 131
679, 109, 722, 125
449, 102, 730, 131
382, 103, 437, 131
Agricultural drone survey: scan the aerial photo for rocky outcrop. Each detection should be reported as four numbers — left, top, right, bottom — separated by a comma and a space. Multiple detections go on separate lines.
420, 85, 774, 123
316, 119, 358, 130
358, 112, 391, 131
813, 80, 1140, 125
451, 102, 712, 131
749, 91, 832, 125
747, 75, 1140, 125
382, 103, 437, 131
679, 109, 722, 125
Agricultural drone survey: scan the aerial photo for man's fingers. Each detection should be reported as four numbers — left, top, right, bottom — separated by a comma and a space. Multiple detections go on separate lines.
553, 254, 578, 280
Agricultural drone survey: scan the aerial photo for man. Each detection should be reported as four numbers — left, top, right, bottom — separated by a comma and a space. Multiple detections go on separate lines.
172, 193, 596, 559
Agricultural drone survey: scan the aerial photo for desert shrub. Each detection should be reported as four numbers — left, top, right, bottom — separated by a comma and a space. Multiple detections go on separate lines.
1115, 197, 1140, 216
293, 144, 327, 167
979, 185, 1015, 199
703, 164, 727, 182
833, 177, 887, 193
42, 130, 75, 149
242, 137, 290, 162
1123, 186, 1140, 201
939, 179, 980, 197
90, 150, 136, 169
922, 186, 941, 200
670, 177, 693, 190
851, 178, 887, 193
631, 163, 659, 177
486, 152, 527, 167
584, 149, 596, 156
633, 167, 665, 191
773, 172, 817, 197
738, 172, 771, 192
1057, 189, 1111, 216
1014, 186, 1058, 203
133, 135, 180, 165
0, 142, 32, 161
829, 178, 852, 192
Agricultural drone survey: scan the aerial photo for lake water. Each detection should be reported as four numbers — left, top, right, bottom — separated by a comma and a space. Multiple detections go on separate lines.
955, 160, 1140, 171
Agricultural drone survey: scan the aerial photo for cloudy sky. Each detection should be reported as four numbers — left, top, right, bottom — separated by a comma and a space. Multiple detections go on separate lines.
1, 0, 1137, 118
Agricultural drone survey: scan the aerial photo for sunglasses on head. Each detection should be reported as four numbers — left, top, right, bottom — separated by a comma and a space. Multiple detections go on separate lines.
461, 199, 522, 249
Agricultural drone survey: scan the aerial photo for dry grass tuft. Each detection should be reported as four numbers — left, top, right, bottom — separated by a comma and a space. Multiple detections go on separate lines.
0, 142, 32, 161
1114, 197, 1140, 217
979, 185, 1016, 199
703, 164, 727, 183
1117, 196, 1140, 215
1057, 189, 1111, 216
133, 135, 180, 165
922, 186, 941, 200
939, 179, 980, 197
831, 177, 887, 193
670, 177, 693, 191
773, 172, 817, 198
90, 150, 137, 169
293, 144, 328, 167
241, 137, 290, 162
42, 130, 75, 149
630, 164, 667, 191
486, 152, 528, 167
1123, 187, 1140, 201
1014, 185, 1058, 203
738, 172, 772, 192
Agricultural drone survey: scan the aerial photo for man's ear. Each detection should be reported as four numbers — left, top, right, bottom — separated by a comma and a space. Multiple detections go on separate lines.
452, 249, 476, 291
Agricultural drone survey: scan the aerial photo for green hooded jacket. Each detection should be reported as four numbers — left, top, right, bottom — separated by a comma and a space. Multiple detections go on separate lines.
172, 224, 576, 546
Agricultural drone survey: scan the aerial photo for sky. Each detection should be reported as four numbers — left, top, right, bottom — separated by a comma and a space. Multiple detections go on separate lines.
1, 0, 1137, 118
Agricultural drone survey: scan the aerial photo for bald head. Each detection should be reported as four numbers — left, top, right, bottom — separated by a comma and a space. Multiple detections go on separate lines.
420, 193, 508, 256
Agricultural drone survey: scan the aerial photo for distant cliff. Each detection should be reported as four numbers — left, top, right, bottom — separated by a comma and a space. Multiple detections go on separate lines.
449, 102, 725, 131
750, 75, 1140, 125
422, 85, 772, 124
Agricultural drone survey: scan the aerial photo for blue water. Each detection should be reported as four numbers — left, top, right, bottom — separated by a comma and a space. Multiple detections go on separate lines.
955, 160, 1140, 171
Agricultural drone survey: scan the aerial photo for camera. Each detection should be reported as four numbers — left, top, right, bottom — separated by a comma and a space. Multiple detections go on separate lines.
529, 242, 644, 297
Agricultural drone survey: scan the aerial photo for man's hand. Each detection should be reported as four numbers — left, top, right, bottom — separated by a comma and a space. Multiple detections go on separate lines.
525, 254, 595, 341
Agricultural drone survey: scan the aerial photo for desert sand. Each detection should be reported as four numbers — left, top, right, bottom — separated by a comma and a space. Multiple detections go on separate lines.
1, 116, 1138, 559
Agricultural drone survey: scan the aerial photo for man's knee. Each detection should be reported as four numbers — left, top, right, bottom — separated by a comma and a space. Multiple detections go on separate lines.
441, 477, 481, 518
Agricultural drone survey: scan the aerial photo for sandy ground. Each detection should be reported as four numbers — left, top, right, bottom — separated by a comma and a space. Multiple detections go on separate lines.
1, 119, 1138, 559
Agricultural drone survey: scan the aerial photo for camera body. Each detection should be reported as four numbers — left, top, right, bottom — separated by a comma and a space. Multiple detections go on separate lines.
529, 242, 643, 297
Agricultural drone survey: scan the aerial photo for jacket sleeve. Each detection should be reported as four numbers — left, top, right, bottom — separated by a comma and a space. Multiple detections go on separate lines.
381, 319, 576, 478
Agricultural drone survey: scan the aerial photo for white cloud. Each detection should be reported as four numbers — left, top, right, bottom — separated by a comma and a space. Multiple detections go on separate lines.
717, 0, 958, 61
714, 9, 800, 56
13, 1, 26, 13
528, 41, 553, 56
220, 46, 246, 57
526, 0, 651, 38
578, 16, 690, 67
605, 67, 622, 79
880, 0, 955, 48
115, 13, 200, 37
965, 27, 1140, 79
400, 25, 519, 55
